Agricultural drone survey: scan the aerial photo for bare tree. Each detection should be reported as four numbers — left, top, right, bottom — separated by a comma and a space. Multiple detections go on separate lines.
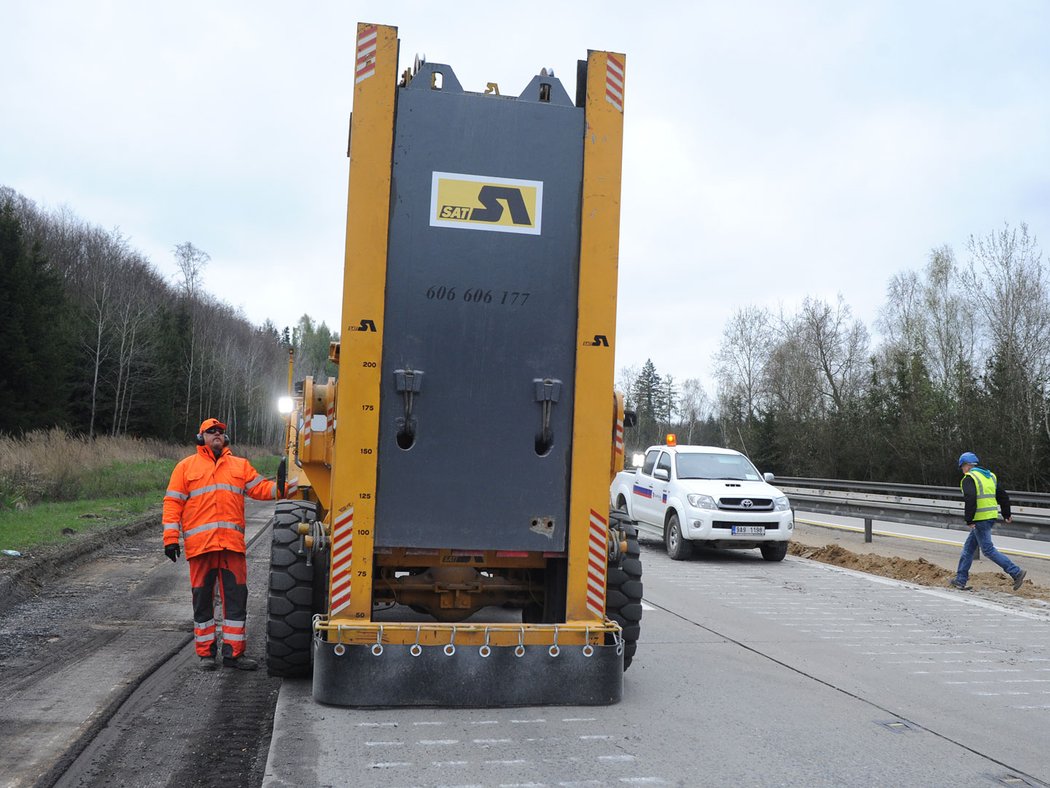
80, 228, 126, 438
616, 364, 639, 407
963, 223, 1049, 378
877, 268, 927, 357
678, 378, 708, 443
923, 245, 977, 387
797, 295, 869, 414
764, 324, 822, 420
713, 305, 773, 423
173, 242, 210, 428
962, 223, 1050, 478
109, 254, 159, 435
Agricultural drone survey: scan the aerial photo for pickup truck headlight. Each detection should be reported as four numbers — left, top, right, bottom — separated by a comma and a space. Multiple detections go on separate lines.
687, 494, 717, 510
773, 496, 790, 511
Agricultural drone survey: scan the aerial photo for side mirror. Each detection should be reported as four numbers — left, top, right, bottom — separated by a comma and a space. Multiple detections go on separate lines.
623, 409, 637, 428
654, 468, 670, 482
763, 472, 775, 483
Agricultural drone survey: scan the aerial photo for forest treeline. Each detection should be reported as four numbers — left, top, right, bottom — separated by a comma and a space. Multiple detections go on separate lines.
0, 186, 338, 446
620, 222, 1050, 491
4, 184, 1046, 491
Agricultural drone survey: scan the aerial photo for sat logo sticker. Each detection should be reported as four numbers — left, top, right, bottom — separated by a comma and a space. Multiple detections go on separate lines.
430, 172, 543, 235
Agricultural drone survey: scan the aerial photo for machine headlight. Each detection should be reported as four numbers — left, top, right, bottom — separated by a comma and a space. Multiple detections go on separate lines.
773, 495, 790, 511
277, 396, 295, 415
687, 494, 717, 510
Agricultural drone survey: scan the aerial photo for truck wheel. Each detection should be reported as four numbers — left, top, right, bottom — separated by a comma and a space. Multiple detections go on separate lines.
615, 495, 629, 514
760, 541, 789, 562
267, 500, 325, 678
665, 512, 692, 560
606, 511, 643, 670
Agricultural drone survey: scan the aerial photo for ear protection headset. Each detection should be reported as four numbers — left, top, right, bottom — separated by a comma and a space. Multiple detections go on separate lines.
196, 431, 230, 447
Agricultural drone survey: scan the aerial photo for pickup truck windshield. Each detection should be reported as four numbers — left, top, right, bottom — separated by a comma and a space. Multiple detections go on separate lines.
676, 453, 761, 481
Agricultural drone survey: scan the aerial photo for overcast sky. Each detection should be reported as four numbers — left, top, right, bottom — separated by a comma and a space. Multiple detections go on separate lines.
3, 2, 1047, 394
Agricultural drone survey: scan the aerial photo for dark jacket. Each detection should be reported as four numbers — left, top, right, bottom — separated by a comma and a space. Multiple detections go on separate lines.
961, 469, 1012, 524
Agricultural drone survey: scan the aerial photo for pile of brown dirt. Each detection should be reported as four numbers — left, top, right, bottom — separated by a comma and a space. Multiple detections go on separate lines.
789, 542, 1050, 602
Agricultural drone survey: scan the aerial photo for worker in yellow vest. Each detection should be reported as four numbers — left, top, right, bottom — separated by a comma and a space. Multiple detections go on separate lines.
949, 452, 1026, 591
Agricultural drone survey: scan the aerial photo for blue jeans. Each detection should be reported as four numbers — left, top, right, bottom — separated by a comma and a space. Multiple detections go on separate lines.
955, 521, 1021, 583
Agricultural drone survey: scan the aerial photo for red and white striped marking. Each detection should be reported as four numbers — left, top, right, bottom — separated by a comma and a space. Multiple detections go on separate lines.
329, 507, 354, 615
586, 509, 608, 617
614, 416, 625, 457
605, 55, 624, 112
302, 410, 312, 448
356, 25, 378, 84
326, 401, 335, 438
287, 476, 299, 496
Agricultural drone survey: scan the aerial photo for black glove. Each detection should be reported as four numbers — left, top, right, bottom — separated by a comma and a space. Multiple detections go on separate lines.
165, 544, 181, 562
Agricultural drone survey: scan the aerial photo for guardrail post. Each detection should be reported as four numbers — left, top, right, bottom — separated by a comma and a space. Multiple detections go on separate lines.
864, 517, 872, 543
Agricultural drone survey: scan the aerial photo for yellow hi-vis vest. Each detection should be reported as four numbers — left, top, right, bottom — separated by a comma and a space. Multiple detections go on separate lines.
962, 469, 998, 522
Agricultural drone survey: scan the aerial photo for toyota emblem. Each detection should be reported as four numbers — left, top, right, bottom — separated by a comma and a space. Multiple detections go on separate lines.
741, 499, 753, 508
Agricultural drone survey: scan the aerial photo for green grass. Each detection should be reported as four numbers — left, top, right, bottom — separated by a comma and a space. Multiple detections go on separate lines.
248, 455, 281, 477
0, 453, 283, 553
0, 493, 161, 553
80, 458, 179, 498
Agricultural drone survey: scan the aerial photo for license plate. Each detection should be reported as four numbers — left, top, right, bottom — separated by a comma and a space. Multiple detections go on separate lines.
731, 526, 765, 535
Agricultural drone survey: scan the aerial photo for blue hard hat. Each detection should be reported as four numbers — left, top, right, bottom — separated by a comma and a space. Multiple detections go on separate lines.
958, 451, 979, 467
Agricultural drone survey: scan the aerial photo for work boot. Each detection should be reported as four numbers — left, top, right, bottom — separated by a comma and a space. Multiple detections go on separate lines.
948, 578, 972, 591
1013, 569, 1027, 591
223, 655, 259, 671
199, 656, 217, 672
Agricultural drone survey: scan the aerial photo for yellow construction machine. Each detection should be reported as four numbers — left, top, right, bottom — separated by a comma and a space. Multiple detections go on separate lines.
267, 23, 640, 706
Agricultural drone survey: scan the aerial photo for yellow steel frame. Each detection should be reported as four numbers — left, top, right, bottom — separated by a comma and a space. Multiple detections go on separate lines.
315, 36, 626, 649
328, 22, 399, 624
565, 50, 627, 623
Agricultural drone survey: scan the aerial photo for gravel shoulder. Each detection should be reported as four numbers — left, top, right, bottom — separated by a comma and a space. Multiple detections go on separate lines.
0, 500, 278, 788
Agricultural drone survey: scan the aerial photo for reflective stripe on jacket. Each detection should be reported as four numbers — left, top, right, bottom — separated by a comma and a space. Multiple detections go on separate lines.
961, 468, 998, 523
162, 446, 276, 558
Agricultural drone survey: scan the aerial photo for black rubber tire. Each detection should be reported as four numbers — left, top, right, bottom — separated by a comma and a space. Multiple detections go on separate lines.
267, 500, 324, 678
665, 512, 693, 560
761, 541, 789, 562
607, 511, 643, 670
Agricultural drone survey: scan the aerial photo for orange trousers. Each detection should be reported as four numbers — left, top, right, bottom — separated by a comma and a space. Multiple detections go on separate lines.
188, 549, 247, 658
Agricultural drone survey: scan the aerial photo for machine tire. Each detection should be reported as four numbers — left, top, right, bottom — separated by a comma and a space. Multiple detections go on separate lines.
665, 512, 693, 560
761, 541, 789, 562
267, 499, 324, 678
607, 511, 643, 670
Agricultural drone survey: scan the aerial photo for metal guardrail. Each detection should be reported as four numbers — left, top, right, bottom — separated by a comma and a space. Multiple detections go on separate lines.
777, 477, 1050, 543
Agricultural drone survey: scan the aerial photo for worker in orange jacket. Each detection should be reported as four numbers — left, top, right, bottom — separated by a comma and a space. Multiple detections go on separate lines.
163, 418, 277, 671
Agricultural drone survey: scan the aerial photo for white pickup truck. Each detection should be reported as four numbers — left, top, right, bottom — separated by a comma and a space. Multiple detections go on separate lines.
610, 441, 793, 561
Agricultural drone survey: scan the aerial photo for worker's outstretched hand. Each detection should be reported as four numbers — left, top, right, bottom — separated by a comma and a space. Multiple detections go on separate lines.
164, 544, 181, 562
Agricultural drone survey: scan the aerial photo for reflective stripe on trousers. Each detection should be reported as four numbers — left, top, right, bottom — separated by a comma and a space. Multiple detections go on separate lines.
189, 550, 248, 658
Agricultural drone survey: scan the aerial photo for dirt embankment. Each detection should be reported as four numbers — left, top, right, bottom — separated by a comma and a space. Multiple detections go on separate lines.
788, 540, 1050, 602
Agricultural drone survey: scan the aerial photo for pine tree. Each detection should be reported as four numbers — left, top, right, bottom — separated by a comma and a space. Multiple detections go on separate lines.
0, 201, 71, 432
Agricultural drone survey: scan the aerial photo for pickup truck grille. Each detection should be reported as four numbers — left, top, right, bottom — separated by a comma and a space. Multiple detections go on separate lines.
717, 497, 773, 511
713, 521, 780, 530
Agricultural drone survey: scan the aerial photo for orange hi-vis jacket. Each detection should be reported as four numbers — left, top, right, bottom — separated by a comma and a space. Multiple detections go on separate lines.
163, 446, 277, 558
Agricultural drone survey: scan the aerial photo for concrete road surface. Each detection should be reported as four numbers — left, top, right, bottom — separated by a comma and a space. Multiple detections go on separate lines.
264, 538, 1050, 787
